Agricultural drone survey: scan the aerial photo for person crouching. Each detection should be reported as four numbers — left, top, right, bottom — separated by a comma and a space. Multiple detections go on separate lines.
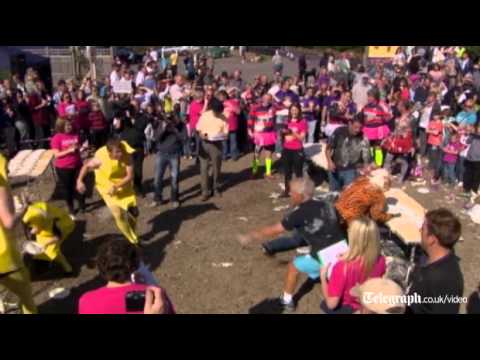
22, 202, 75, 274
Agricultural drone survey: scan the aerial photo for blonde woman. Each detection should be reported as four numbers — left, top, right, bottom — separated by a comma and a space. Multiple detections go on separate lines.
320, 217, 387, 314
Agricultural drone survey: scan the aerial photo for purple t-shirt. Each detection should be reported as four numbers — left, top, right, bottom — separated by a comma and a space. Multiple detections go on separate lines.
275, 89, 299, 104
302, 96, 321, 122
443, 141, 463, 164
317, 75, 330, 87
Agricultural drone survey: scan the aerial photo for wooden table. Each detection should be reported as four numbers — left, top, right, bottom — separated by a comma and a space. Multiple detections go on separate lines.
8, 150, 55, 180
385, 188, 425, 246
384, 188, 426, 287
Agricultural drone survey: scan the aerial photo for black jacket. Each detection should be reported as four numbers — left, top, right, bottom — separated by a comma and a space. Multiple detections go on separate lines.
154, 120, 187, 155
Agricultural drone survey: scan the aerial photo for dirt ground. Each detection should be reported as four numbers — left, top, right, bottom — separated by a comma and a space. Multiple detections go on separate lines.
3, 150, 478, 314
2, 55, 479, 314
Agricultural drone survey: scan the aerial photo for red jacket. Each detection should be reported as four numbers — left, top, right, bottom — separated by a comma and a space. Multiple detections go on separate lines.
383, 130, 414, 155
88, 110, 107, 130
28, 93, 50, 126
74, 100, 91, 131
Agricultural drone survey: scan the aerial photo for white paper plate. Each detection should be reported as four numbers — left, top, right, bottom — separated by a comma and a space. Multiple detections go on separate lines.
22, 241, 44, 255
48, 288, 71, 300
417, 187, 430, 194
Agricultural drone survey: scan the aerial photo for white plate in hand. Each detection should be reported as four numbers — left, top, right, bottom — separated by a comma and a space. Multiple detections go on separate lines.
22, 241, 44, 255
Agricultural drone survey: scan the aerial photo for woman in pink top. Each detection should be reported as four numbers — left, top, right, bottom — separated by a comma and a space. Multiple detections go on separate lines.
79, 239, 174, 315
50, 118, 85, 216
320, 217, 386, 314
187, 89, 206, 159
281, 103, 307, 197
57, 92, 77, 119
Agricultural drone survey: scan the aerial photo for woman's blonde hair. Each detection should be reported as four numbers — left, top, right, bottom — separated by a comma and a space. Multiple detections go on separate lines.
344, 217, 381, 278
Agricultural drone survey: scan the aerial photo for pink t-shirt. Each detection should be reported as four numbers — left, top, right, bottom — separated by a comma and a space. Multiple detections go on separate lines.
188, 100, 204, 132
224, 99, 240, 132
50, 133, 82, 169
78, 283, 174, 315
328, 256, 386, 311
283, 119, 307, 151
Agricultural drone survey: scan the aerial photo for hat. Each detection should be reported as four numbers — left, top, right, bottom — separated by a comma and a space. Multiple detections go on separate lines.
350, 278, 406, 314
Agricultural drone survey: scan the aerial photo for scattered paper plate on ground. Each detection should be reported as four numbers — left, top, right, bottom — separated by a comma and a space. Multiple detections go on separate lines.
417, 187, 430, 194
278, 183, 286, 192
237, 217, 249, 222
467, 205, 480, 224
273, 205, 290, 212
269, 192, 281, 199
212, 262, 233, 268
22, 241, 44, 255
48, 287, 71, 300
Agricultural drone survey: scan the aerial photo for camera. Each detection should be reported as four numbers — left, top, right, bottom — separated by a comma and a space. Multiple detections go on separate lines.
125, 291, 146, 312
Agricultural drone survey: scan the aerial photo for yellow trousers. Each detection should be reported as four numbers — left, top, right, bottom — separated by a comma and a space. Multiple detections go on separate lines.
35, 252, 73, 273
0, 268, 37, 314
109, 205, 139, 245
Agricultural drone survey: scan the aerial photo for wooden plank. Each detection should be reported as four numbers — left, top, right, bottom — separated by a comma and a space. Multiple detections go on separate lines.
385, 188, 426, 245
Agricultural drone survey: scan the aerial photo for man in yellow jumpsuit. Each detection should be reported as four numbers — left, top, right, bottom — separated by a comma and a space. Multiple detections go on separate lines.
76, 138, 139, 245
22, 202, 75, 273
0, 153, 37, 314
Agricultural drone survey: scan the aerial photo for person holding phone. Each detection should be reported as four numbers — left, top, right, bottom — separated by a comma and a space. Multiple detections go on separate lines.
79, 238, 174, 314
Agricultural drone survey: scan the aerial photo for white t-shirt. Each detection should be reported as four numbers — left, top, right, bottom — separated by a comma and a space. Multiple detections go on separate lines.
150, 50, 158, 62
419, 105, 433, 129
135, 71, 145, 87
110, 70, 120, 84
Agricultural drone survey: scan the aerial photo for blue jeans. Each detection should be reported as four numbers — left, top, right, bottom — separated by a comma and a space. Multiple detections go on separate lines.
263, 231, 307, 255
328, 168, 358, 192
185, 130, 201, 158
222, 132, 239, 159
306, 120, 317, 144
427, 146, 442, 180
443, 162, 457, 185
154, 152, 180, 202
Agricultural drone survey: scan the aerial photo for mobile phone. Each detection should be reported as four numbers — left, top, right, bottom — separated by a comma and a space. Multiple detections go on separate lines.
125, 291, 146, 312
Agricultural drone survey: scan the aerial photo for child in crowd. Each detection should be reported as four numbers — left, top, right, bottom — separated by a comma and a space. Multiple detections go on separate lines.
383, 109, 415, 183
426, 114, 444, 186
442, 131, 463, 201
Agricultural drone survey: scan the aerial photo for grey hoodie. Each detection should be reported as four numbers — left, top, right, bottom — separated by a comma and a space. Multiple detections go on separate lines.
466, 133, 480, 162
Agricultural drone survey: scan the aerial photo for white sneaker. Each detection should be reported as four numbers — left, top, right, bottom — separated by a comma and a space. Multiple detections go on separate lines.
276, 152, 282, 159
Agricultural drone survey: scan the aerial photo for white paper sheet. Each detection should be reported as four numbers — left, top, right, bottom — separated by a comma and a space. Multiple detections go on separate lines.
317, 240, 349, 279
